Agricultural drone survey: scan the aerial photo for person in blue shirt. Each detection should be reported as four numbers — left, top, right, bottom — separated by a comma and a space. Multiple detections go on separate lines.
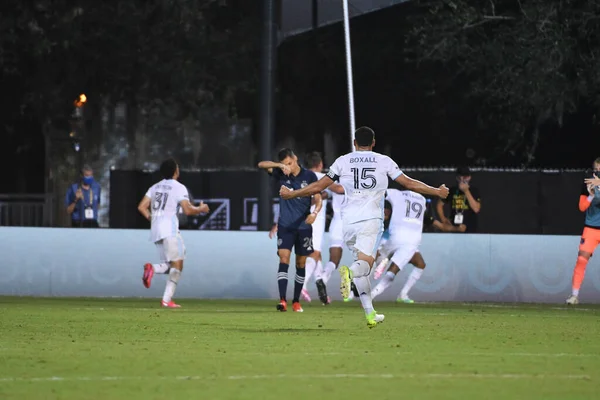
258, 148, 322, 312
65, 165, 101, 228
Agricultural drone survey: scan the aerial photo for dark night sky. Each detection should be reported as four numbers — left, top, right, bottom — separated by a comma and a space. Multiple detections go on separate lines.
1, 2, 599, 195
275, 3, 600, 169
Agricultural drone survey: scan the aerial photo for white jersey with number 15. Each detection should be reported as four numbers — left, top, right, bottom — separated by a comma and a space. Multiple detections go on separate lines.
145, 179, 189, 242
326, 151, 403, 224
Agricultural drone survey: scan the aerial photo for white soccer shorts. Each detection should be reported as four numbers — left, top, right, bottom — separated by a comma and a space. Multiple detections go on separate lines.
329, 215, 344, 248
387, 241, 420, 270
343, 218, 384, 259
311, 215, 325, 252
155, 233, 186, 263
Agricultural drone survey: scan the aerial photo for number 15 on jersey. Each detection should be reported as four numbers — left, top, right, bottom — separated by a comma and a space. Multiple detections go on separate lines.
351, 167, 377, 189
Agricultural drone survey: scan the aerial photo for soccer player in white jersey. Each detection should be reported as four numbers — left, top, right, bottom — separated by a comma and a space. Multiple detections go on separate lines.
280, 127, 449, 328
137, 158, 209, 308
301, 151, 344, 305
371, 189, 429, 303
321, 190, 345, 286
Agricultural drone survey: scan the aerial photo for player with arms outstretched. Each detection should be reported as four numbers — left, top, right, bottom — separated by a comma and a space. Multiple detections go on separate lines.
281, 127, 449, 328
258, 148, 322, 312
566, 159, 600, 304
137, 158, 209, 308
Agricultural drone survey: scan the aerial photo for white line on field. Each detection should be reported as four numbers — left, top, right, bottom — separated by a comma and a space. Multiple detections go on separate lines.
460, 303, 597, 312
58, 307, 597, 316
0, 348, 593, 359
0, 373, 591, 383
234, 351, 597, 358
5, 304, 598, 313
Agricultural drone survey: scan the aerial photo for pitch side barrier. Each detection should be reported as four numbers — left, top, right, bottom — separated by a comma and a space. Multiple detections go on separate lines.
1, 228, 599, 303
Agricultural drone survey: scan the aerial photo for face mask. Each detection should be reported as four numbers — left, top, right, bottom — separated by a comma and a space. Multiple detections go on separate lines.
83, 176, 94, 186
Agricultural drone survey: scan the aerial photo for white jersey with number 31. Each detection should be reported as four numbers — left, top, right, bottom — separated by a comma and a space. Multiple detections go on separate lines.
327, 151, 403, 224
145, 179, 189, 242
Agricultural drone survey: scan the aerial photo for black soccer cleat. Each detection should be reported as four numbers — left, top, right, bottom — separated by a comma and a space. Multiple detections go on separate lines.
351, 282, 359, 298
315, 279, 329, 305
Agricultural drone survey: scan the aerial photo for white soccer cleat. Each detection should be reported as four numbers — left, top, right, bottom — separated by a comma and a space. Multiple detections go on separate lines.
373, 258, 389, 280
565, 295, 579, 305
301, 288, 312, 302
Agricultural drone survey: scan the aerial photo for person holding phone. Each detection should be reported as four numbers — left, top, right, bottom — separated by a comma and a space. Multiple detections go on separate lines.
436, 166, 481, 233
566, 158, 600, 304
65, 165, 101, 228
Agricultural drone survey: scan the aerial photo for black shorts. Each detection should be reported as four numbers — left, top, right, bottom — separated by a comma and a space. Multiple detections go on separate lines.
277, 225, 313, 256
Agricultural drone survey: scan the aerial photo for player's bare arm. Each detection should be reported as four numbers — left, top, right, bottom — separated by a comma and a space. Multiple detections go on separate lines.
268, 223, 278, 239
258, 160, 291, 176
280, 175, 334, 200
395, 174, 449, 199
305, 193, 322, 225
180, 199, 209, 216
137, 196, 152, 221
329, 182, 345, 194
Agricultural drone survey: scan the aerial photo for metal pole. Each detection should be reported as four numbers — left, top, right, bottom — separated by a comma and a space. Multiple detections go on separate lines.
341, 0, 356, 151
312, 0, 318, 31
258, 0, 277, 231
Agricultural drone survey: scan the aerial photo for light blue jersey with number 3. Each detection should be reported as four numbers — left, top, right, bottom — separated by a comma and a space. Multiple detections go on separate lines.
145, 179, 189, 242
326, 151, 403, 225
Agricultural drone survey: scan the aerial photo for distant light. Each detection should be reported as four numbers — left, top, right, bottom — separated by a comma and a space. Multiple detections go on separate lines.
73, 142, 80, 152
74, 93, 87, 108
69, 132, 75, 137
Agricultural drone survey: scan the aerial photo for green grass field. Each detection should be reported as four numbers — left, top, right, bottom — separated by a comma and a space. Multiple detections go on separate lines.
0, 297, 599, 400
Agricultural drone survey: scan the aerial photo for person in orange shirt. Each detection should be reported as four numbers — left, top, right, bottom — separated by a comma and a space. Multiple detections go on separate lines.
566, 158, 600, 304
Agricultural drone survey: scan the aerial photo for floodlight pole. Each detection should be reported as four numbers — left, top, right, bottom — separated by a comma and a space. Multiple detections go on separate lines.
341, 0, 356, 152
258, 0, 279, 231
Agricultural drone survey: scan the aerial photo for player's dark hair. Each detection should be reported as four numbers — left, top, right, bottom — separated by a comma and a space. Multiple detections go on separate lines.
355, 126, 375, 147
160, 158, 178, 179
456, 166, 471, 176
278, 148, 295, 162
305, 151, 323, 168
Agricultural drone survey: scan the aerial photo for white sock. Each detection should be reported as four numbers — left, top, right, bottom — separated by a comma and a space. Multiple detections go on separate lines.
353, 276, 374, 315
303, 257, 317, 289
162, 268, 181, 303
323, 261, 336, 284
152, 263, 169, 274
573, 289, 580, 297
349, 260, 370, 278
371, 271, 396, 299
314, 260, 324, 281
401, 268, 423, 299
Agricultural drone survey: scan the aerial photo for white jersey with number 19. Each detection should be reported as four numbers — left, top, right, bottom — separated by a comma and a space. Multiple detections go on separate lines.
386, 189, 426, 244
145, 179, 189, 242
327, 151, 403, 225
